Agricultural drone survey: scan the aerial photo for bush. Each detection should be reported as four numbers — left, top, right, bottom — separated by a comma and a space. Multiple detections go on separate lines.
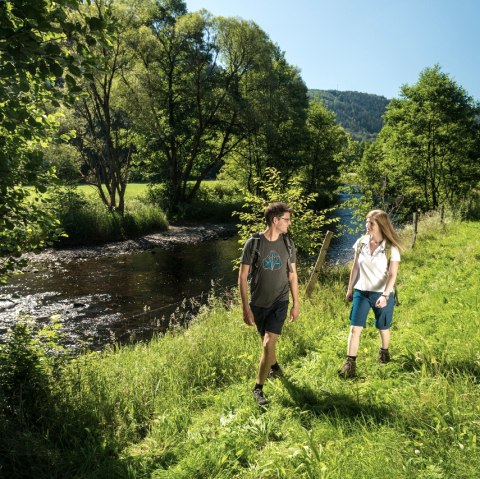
147, 181, 243, 223
49, 188, 168, 246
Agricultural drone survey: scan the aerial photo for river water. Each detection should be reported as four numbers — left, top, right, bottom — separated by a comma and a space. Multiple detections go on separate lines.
0, 198, 359, 350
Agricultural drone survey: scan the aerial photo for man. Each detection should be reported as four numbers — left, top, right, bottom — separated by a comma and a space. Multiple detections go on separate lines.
238, 202, 299, 405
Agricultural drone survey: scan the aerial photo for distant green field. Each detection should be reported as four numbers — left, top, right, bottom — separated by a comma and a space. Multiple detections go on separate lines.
76, 181, 227, 200
76, 183, 149, 200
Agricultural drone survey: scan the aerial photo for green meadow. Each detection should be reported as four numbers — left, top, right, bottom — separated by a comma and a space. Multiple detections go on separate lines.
76, 183, 149, 200
1, 214, 479, 478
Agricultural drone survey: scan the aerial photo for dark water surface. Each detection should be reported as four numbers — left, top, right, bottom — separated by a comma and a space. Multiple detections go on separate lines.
0, 198, 358, 351
0, 237, 240, 350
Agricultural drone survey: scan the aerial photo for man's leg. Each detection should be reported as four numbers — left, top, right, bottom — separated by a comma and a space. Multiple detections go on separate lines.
256, 331, 279, 385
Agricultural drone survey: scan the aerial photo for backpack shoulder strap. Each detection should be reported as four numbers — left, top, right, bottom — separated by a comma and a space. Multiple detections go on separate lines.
282, 233, 293, 273
247, 233, 262, 284
356, 234, 368, 255
385, 241, 392, 263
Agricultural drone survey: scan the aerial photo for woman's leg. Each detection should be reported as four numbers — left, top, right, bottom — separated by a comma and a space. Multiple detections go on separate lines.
347, 326, 364, 356
379, 328, 390, 349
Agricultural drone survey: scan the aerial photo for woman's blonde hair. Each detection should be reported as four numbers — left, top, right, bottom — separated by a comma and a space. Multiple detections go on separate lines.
367, 209, 404, 252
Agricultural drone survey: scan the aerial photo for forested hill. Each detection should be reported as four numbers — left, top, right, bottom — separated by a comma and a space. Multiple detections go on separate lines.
309, 89, 390, 141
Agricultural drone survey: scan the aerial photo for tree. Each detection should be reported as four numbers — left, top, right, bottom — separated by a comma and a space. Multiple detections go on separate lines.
125, 4, 278, 212
0, 0, 103, 282
69, 0, 137, 214
220, 50, 309, 193
379, 65, 480, 215
301, 99, 348, 207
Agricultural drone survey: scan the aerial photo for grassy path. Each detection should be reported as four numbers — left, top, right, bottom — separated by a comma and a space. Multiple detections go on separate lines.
2, 216, 479, 478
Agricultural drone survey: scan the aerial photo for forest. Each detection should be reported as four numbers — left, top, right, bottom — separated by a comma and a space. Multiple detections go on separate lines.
1, 0, 480, 279
309, 89, 390, 141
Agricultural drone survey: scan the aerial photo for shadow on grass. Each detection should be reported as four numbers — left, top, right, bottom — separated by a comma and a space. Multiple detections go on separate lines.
398, 354, 480, 382
0, 324, 132, 479
278, 377, 394, 424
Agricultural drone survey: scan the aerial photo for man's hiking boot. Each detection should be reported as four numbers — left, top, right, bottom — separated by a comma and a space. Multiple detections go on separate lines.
338, 357, 356, 378
253, 388, 268, 405
378, 348, 390, 364
268, 364, 284, 380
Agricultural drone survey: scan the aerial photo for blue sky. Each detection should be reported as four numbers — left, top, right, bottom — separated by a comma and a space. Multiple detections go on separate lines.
185, 0, 480, 100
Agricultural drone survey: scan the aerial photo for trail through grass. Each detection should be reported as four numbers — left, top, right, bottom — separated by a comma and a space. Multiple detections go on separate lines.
1, 215, 479, 478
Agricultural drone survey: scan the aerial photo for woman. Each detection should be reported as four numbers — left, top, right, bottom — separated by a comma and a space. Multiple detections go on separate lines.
339, 209, 403, 378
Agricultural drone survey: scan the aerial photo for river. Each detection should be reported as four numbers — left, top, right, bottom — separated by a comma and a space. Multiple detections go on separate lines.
0, 198, 359, 351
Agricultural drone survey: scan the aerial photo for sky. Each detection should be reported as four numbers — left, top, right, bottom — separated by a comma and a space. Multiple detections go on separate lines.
185, 0, 480, 100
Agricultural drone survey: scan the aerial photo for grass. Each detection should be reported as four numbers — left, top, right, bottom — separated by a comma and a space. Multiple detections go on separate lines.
77, 183, 149, 201
1, 214, 479, 478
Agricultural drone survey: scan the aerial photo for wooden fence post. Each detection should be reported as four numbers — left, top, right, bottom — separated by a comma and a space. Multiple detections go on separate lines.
440, 205, 445, 224
410, 212, 418, 249
305, 230, 334, 299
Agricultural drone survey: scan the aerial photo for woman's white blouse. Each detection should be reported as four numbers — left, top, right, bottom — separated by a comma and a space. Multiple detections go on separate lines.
353, 235, 401, 292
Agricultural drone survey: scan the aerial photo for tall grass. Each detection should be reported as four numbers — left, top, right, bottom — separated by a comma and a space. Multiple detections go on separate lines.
1, 215, 479, 478
53, 188, 169, 246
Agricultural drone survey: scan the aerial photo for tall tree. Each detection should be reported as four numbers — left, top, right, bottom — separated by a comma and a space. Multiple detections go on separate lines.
301, 99, 348, 206
379, 65, 480, 214
221, 51, 309, 193
69, 0, 137, 214
125, 3, 275, 211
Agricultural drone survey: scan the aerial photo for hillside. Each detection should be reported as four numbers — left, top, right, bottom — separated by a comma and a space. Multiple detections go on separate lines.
309, 89, 390, 141
2, 214, 480, 477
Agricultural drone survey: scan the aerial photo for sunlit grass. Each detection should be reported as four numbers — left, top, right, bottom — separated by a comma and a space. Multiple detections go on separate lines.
76, 182, 149, 201
1, 214, 479, 478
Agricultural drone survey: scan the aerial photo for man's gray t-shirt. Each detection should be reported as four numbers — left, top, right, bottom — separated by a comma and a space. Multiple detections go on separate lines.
240, 233, 296, 308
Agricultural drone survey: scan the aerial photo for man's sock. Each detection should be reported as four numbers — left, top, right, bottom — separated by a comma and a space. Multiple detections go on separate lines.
270, 362, 280, 371
347, 355, 357, 361
254, 383, 263, 391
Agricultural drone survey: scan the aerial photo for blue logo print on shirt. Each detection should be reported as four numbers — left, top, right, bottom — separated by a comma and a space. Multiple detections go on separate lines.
263, 251, 282, 271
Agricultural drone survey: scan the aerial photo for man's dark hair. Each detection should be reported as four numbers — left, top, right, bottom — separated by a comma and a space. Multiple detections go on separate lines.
264, 202, 293, 225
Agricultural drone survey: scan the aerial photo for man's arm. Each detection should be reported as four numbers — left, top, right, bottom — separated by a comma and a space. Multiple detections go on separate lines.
238, 263, 255, 326
288, 263, 299, 322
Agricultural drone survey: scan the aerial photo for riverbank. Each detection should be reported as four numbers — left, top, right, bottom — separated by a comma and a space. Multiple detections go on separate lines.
1, 216, 479, 478
22, 223, 238, 264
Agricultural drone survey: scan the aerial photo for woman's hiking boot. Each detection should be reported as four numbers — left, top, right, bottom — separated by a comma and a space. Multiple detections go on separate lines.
378, 348, 390, 364
338, 357, 356, 378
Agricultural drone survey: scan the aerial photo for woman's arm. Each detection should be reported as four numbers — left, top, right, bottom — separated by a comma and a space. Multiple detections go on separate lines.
375, 260, 399, 308
346, 253, 359, 301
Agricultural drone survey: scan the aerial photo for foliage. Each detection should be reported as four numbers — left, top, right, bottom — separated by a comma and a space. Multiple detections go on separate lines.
148, 180, 243, 222
67, 0, 138, 215
220, 50, 309, 192
309, 89, 390, 141
0, 318, 66, 425
0, 0, 104, 282
300, 99, 348, 206
49, 187, 168, 245
2, 217, 480, 478
234, 167, 337, 258
347, 65, 480, 221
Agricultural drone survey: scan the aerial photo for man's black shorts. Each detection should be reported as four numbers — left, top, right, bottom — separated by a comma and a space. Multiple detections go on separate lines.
250, 300, 289, 336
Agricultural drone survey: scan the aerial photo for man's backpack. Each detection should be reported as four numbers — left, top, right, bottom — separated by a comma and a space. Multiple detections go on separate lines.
356, 235, 400, 306
247, 233, 293, 286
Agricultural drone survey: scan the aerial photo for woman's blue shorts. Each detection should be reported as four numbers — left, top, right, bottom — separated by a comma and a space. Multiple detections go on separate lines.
349, 289, 394, 330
